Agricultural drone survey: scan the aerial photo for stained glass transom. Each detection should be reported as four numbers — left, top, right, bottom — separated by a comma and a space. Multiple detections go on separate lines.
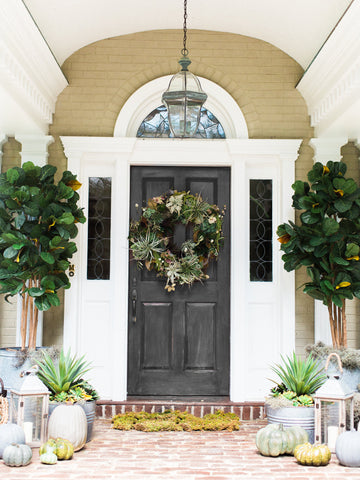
87, 177, 112, 280
249, 180, 273, 282
136, 105, 225, 139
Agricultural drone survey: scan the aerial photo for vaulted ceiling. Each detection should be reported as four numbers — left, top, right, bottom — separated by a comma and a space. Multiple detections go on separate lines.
1, 0, 359, 140
23, 0, 351, 69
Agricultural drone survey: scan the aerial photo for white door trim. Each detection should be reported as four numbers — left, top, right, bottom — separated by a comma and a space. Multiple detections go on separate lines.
61, 136, 301, 401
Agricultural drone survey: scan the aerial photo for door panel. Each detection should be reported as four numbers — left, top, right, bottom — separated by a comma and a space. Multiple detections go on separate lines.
128, 166, 230, 396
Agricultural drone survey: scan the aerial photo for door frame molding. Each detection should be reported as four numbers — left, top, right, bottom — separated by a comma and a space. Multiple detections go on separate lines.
61, 136, 301, 402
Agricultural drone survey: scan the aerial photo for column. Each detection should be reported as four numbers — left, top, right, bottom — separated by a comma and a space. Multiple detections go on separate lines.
0, 134, 8, 171
16, 134, 54, 166
310, 137, 347, 345
15, 135, 54, 347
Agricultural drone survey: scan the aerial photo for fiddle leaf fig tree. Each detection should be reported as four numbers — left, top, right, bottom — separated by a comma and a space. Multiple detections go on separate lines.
277, 161, 360, 348
0, 161, 86, 350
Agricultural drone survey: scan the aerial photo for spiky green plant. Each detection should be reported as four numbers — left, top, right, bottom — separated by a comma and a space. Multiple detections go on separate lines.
270, 352, 326, 397
36, 348, 91, 396
129, 230, 165, 262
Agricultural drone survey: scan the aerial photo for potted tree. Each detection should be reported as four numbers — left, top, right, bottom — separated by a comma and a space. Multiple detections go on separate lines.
277, 161, 360, 348
0, 161, 86, 389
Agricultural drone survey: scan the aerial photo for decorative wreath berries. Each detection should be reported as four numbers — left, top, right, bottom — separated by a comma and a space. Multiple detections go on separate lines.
129, 191, 225, 291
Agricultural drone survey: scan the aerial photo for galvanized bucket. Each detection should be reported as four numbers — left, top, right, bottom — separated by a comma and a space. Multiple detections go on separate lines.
266, 405, 315, 443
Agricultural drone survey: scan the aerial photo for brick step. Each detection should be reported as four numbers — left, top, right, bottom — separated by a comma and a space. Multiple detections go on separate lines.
96, 398, 265, 421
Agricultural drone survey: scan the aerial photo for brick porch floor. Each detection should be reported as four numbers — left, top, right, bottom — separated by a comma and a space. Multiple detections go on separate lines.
1, 419, 360, 479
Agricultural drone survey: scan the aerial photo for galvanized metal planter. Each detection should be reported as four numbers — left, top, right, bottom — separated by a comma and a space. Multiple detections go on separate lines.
265, 405, 315, 443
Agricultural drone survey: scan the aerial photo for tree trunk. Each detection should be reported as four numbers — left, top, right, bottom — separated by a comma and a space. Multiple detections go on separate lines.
328, 300, 347, 348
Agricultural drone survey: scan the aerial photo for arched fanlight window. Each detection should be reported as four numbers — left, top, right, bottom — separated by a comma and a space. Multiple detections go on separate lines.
136, 105, 225, 139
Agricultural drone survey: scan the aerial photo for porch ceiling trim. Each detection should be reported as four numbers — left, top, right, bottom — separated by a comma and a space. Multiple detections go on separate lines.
0, 0, 68, 133
297, 0, 360, 139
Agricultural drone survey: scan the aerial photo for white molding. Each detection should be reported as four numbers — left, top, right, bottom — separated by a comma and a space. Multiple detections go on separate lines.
17, 135, 54, 167
61, 136, 300, 402
0, 0, 68, 132
114, 76, 248, 139
297, 0, 360, 137
310, 138, 347, 163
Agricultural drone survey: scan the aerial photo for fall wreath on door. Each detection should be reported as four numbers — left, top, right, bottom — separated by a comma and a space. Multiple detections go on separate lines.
129, 191, 225, 291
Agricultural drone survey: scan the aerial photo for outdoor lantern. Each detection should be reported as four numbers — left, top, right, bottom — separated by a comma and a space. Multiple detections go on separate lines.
162, 0, 207, 137
9, 366, 50, 447
313, 353, 354, 452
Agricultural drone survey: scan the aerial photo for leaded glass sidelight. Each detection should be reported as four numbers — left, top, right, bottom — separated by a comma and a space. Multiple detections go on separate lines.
249, 180, 273, 282
87, 177, 112, 280
136, 105, 225, 139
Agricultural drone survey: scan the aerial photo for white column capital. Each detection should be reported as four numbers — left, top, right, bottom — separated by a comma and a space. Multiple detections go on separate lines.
310, 137, 347, 164
16, 134, 54, 167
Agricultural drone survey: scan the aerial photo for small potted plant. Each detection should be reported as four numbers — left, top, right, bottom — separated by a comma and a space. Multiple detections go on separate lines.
35, 348, 98, 443
265, 352, 326, 442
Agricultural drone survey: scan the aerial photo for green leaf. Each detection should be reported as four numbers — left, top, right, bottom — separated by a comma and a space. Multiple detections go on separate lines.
6, 168, 20, 184
34, 296, 52, 311
3, 246, 18, 259
58, 212, 75, 225
47, 293, 61, 307
345, 243, 360, 257
40, 252, 55, 264
332, 257, 349, 266
14, 213, 26, 230
28, 287, 45, 297
322, 217, 339, 236
334, 198, 352, 213
300, 211, 319, 225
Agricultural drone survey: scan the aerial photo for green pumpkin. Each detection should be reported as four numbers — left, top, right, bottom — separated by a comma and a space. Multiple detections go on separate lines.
3, 443, 32, 467
294, 442, 331, 466
40, 452, 58, 465
39, 438, 73, 460
256, 423, 308, 456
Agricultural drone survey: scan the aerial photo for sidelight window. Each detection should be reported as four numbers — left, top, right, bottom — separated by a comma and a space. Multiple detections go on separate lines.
87, 177, 112, 280
249, 179, 273, 282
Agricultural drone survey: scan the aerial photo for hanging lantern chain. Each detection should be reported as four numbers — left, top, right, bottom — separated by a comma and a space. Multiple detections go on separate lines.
182, 0, 188, 56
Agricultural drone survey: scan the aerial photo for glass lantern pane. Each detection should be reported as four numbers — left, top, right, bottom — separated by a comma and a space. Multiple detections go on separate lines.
137, 106, 225, 139
10, 394, 44, 445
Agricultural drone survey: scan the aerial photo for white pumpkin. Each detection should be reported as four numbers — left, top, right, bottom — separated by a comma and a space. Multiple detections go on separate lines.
48, 404, 87, 451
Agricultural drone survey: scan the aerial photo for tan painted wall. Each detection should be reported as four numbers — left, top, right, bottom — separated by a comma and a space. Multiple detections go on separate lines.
1, 30, 359, 354
0, 138, 21, 347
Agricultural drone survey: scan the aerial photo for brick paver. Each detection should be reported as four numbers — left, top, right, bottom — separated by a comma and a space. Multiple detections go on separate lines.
0, 419, 359, 479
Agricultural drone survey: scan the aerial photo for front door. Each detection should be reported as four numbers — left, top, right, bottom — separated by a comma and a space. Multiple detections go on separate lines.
128, 166, 230, 396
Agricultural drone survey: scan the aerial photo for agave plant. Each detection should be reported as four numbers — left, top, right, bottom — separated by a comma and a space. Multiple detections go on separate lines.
270, 351, 326, 397
36, 348, 91, 398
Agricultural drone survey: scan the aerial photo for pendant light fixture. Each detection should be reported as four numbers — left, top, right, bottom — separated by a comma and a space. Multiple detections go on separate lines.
162, 0, 207, 138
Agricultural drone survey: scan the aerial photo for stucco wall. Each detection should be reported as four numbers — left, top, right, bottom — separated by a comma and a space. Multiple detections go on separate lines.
1, 29, 359, 353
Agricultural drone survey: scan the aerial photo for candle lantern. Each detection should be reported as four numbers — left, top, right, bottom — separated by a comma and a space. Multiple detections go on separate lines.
313, 353, 354, 452
9, 366, 50, 447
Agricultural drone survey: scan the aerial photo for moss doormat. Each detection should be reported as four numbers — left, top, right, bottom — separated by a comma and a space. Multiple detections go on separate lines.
112, 410, 240, 432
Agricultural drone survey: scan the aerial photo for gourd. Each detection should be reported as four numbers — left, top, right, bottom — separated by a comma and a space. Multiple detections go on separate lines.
48, 404, 87, 451
335, 429, 360, 467
0, 423, 25, 458
294, 443, 331, 466
256, 423, 308, 456
39, 438, 74, 460
2, 443, 32, 467
40, 452, 58, 465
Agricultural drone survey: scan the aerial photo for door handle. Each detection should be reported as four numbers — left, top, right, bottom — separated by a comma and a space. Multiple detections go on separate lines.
131, 289, 137, 323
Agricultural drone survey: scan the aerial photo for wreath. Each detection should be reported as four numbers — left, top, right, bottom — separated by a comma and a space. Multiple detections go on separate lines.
129, 191, 225, 291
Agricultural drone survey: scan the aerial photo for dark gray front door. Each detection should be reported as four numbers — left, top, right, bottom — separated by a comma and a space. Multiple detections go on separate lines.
128, 166, 230, 396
